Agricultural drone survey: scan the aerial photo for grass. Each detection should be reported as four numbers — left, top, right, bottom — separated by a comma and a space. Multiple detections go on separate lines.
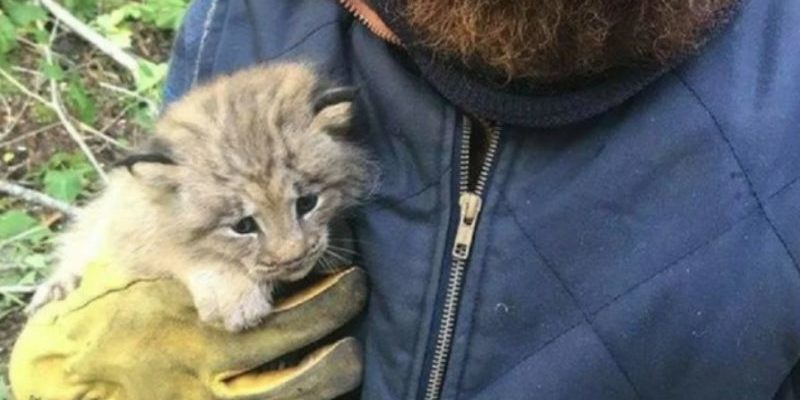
0, 0, 187, 392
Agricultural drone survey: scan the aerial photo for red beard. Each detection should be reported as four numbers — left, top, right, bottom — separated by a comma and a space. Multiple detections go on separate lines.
402, 0, 735, 84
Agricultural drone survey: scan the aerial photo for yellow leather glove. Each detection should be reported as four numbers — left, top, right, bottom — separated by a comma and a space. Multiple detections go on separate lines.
9, 261, 366, 400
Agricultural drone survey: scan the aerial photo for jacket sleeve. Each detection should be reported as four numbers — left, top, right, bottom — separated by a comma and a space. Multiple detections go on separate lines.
162, 0, 221, 107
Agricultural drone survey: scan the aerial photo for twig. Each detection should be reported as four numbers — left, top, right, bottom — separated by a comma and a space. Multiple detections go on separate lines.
99, 81, 157, 111
0, 93, 12, 139
0, 122, 60, 148
0, 67, 127, 152
0, 179, 78, 218
2, 96, 34, 141
11, 65, 44, 78
0, 68, 49, 106
49, 79, 109, 182
0, 285, 36, 294
79, 121, 129, 149
38, 0, 140, 74
40, 22, 109, 183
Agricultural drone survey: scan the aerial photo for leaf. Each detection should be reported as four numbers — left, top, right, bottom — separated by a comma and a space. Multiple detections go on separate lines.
64, 0, 97, 20
31, 24, 49, 43
92, 4, 140, 49
131, 103, 156, 131
135, 60, 168, 93
21, 224, 52, 245
65, 78, 97, 124
0, 210, 37, 239
23, 253, 49, 270
2, 0, 46, 27
18, 270, 38, 284
32, 151, 94, 181
43, 169, 84, 203
140, 0, 188, 30
39, 58, 65, 81
0, 12, 16, 55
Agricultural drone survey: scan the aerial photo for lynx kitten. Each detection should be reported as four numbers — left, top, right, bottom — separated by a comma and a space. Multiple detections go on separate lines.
27, 63, 375, 331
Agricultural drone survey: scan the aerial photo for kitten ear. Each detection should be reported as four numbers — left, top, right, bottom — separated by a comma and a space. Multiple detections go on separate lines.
113, 152, 181, 188
113, 137, 183, 188
311, 86, 358, 135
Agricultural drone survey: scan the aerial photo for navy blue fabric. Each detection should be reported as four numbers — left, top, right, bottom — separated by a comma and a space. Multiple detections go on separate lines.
163, 0, 800, 398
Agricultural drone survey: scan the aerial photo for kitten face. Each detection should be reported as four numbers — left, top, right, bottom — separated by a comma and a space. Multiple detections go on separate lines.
124, 63, 374, 282
176, 172, 340, 281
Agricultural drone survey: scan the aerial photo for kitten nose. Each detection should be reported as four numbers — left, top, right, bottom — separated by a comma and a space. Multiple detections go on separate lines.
265, 238, 306, 265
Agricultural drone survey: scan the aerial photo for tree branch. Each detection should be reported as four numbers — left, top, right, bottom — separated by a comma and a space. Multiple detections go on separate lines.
0, 179, 78, 218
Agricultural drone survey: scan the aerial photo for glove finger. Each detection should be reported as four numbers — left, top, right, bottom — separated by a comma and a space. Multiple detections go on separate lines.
211, 337, 363, 400
207, 267, 367, 374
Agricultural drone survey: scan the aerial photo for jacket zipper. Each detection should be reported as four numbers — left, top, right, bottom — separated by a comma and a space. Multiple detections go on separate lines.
338, 0, 403, 45
423, 116, 501, 400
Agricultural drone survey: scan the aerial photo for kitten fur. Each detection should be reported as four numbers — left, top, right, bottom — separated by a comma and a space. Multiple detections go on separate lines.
26, 63, 376, 331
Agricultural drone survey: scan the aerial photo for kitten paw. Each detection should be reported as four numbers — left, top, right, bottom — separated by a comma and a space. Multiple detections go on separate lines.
25, 273, 81, 315
187, 270, 274, 332
223, 288, 274, 332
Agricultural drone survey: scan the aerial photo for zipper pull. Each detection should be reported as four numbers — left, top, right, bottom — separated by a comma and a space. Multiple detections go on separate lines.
452, 192, 483, 260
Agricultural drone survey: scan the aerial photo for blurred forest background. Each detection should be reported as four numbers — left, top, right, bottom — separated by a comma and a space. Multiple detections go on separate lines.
0, 0, 189, 394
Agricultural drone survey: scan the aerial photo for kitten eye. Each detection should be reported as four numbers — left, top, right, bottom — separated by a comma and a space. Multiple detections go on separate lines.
231, 216, 259, 234
295, 194, 319, 217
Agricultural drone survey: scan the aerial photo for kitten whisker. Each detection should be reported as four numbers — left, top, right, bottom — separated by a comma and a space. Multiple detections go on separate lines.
323, 249, 350, 265
326, 245, 359, 255
316, 254, 340, 273
329, 237, 375, 245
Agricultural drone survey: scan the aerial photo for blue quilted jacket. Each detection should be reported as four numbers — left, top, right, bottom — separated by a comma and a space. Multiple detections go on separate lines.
163, 1, 800, 398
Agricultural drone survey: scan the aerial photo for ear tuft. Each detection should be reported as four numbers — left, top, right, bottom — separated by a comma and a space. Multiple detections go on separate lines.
311, 86, 358, 135
112, 152, 180, 188
113, 153, 176, 174
312, 86, 359, 114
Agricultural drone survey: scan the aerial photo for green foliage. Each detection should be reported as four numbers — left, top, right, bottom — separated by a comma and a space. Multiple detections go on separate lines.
38, 151, 95, 176
0, 0, 47, 61
43, 169, 84, 203
64, 77, 97, 125
135, 59, 167, 95
38, 58, 65, 81
30, 102, 56, 124
139, 0, 188, 30
0, 210, 37, 239
0, 12, 16, 56
2, 0, 46, 28
94, 4, 140, 48
64, 0, 100, 20
32, 152, 96, 203
94, 0, 188, 48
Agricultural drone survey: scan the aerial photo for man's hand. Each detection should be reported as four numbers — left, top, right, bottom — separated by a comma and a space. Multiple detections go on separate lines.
9, 260, 366, 400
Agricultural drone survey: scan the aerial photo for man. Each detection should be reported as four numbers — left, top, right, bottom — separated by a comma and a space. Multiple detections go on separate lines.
164, 0, 800, 398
